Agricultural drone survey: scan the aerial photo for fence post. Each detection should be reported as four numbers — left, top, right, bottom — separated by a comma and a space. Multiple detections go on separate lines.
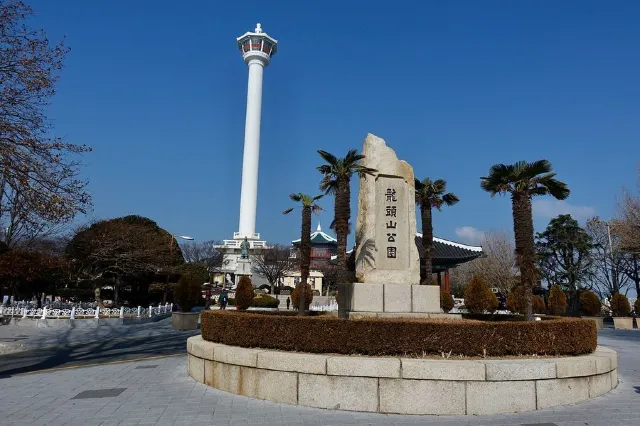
119, 306, 124, 318
70, 307, 76, 320
158, 303, 163, 314
165, 302, 170, 312
41, 306, 47, 319
95, 306, 100, 319
137, 306, 141, 318
22, 307, 27, 318
169, 303, 173, 312
148, 305, 153, 318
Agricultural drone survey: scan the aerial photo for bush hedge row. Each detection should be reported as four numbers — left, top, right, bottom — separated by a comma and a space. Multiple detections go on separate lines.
200, 311, 597, 357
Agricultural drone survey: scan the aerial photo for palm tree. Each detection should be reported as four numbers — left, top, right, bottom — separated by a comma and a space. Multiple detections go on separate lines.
481, 160, 569, 319
414, 178, 459, 285
283, 193, 323, 315
317, 150, 377, 284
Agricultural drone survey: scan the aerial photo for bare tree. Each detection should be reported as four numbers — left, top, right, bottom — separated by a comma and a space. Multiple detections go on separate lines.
251, 245, 296, 294
584, 217, 631, 300
615, 167, 640, 252
1, 1, 91, 247
450, 231, 518, 296
180, 240, 223, 280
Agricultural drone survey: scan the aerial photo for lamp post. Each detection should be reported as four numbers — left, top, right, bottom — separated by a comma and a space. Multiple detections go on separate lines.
170, 234, 194, 250
605, 222, 620, 294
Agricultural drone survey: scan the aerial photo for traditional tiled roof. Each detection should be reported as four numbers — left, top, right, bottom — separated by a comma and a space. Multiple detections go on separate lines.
292, 223, 337, 245
416, 233, 483, 266
330, 234, 483, 268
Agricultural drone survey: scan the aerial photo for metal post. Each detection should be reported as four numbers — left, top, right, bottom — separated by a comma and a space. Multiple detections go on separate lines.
137, 306, 141, 318
95, 306, 100, 319
70, 306, 76, 320
119, 306, 124, 318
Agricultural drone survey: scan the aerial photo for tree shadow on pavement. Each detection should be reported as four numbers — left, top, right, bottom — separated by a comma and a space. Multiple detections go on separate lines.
0, 321, 198, 377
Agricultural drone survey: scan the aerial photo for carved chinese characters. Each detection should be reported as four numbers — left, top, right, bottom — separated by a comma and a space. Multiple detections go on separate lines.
375, 176, 408, 270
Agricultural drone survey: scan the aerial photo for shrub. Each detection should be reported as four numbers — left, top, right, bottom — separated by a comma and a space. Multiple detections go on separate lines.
506, 286, 526, 314
610, 293, 631, 316
533, 295, 546, 314
463, 276, 498, 313
228, 297, 236, 306
174, 273, 202, 312
251, 294, 280, 308
201, 311, 597, 357
291, 283, 313, 310
440, 290, 454, 312
235, 276, 255, 310
548, 285, 567, 315
580, 291, 602, 316
635, 298, 640, 315
258, 284, 271, 293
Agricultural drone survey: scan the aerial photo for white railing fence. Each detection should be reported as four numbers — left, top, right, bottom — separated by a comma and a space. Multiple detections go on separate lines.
310, 302, 338, 312
0, 303, 173, 319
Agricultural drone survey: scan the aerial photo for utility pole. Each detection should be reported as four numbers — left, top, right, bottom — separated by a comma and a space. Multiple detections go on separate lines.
606, 222, 620, 294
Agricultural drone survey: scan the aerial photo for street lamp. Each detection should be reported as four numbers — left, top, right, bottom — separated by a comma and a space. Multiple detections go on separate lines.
170, 234, 194, 250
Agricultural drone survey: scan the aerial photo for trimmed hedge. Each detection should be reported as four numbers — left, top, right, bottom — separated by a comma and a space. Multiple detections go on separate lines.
200, 311, 597, 357
440, 290, 454, 312
464, 276, 498, 313
548, 285, 567, 315
611, 293, 631, 316
235, 276, 254, 310
580, 291, 601, 316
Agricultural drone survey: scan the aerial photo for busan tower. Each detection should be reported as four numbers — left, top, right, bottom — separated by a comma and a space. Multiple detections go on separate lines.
235, 23, 278, 243
217, 24, 278, 285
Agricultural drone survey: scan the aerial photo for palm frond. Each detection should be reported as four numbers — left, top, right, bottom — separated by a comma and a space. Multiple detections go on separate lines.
442, 193, 460, 206
289, 193, 303, 202
317, 150, 338, 166
540, 177, 570, 200
282, 208, 294, 215
312, 194, 324, 202
521, 159, 552, 178
319, 175, 338, 195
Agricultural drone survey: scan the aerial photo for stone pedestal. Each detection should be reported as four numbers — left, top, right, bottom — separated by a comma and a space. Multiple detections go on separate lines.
339, 283, 441, 318
235, 258, 252, 277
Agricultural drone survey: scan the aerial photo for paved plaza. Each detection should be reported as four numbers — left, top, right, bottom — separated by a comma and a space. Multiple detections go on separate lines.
0, 328, 638, 426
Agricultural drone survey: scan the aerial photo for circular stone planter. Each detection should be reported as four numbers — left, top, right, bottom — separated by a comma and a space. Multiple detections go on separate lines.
187, 336, 618, 416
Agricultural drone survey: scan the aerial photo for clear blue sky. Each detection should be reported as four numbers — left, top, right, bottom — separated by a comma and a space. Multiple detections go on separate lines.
30, 0, 639, 246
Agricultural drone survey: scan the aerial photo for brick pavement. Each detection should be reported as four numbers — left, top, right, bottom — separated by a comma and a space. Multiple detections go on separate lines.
0, 330, 637, 426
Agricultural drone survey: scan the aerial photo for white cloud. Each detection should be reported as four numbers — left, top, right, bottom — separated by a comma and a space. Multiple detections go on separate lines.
532, 199, 596, 222
455, 226, 485, 245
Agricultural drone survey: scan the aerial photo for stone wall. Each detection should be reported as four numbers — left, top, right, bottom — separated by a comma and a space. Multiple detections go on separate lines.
187, 336, 618, 415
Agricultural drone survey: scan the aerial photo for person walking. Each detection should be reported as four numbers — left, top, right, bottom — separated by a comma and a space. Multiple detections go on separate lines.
286, 297, 290, 310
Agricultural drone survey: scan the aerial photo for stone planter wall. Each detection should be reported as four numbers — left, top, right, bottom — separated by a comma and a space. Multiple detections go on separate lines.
613, 317, 634, 330
582, 316, 604, 330
187, 336, 617, 416
172, 312, 199, 330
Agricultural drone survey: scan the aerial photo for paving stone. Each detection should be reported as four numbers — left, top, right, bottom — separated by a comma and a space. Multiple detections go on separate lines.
0, 322, 637, 426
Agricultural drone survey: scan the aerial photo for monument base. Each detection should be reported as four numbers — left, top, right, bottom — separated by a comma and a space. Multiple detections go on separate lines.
338, 283, 441, 318
235, 258, 252, 276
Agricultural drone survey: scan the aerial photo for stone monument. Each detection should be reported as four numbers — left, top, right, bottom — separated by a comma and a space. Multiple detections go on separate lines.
340, 133, 441, 317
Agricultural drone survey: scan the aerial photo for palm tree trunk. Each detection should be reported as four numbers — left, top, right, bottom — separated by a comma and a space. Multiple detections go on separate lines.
512, 193, 535, 319
334, 177, 351, 284
299, 205, 312, 315
421, 203, 433, 285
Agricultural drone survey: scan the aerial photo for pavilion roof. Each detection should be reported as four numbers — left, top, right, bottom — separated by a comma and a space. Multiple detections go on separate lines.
415, 233, 484, 267
292, 223, 337, 246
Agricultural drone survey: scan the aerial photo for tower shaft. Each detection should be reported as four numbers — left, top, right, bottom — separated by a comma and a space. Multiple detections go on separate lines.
238, 59, 265, 239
